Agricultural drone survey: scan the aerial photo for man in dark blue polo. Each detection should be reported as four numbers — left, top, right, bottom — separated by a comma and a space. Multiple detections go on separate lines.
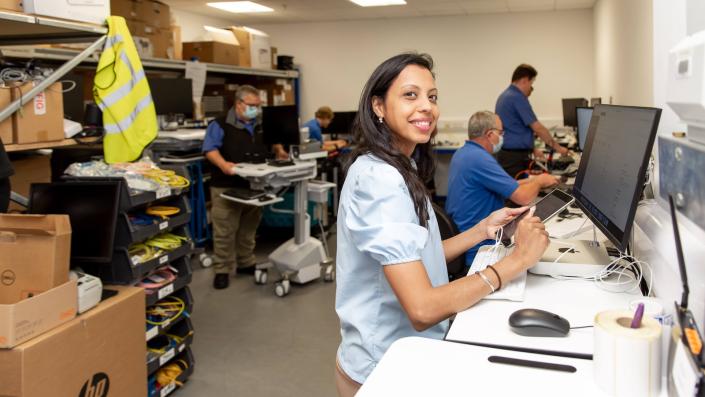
495, 64, 569, 179
445, 111, 558, 267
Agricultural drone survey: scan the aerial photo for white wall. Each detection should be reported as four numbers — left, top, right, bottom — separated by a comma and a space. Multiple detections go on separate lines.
170, 8, 237, 42
593, 0, 653, 106
248, 10, 594, 126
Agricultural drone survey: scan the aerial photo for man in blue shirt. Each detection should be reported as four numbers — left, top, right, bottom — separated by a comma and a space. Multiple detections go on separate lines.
203, 85, 288, 289
445, 111, 558, 266
495, 64, 569, 178
303, 106, 348, 151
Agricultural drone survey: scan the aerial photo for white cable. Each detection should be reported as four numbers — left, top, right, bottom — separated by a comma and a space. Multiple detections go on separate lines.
548, 251, 652, 295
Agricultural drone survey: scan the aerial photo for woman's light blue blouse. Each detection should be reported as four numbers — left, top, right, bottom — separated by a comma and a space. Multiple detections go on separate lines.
335, 154, 449, 384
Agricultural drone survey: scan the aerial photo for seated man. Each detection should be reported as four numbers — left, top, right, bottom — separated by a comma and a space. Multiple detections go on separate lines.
445, 110, 558, 267
303, 106, 348, 152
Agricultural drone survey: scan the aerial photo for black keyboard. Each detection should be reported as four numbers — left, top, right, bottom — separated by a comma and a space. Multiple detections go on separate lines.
223, 187, 266, 200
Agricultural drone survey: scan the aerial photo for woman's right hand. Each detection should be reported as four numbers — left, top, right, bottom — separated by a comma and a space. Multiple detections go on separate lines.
512, 214, 549, 270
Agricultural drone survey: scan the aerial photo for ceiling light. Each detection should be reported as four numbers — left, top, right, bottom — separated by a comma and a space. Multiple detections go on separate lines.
349, 0, 406, 7
207, 2, 274, 13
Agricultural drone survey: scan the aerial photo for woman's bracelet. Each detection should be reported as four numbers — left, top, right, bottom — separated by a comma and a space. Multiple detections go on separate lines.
475, 271, 496, 293
486, 265, 502, 291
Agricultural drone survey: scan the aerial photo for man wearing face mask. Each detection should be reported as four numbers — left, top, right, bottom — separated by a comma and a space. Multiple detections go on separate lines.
445, 111, 558, 267
203, 85, 288, 289
495, 64, 569, 179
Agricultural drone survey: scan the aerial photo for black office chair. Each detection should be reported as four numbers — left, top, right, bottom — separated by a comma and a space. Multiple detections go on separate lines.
432, 203, 466, 281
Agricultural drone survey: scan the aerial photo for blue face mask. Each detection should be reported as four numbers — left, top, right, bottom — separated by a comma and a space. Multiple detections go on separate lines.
492, 134, 504, 154
244, 105, 259, 120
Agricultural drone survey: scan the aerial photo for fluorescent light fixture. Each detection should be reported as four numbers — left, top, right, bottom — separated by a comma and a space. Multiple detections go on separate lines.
349, 0, 406, 6
207, 1, 274, 13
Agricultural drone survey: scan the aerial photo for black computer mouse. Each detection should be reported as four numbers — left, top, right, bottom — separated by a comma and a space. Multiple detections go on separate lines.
508, 308, 570, 337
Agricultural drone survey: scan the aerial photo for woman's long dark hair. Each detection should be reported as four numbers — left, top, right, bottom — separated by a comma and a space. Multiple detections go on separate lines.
346, 53, 437, 228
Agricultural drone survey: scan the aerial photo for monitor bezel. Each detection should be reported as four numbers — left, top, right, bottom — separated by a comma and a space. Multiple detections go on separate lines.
28, 180, 122, 263
571, 104, 661, 252
575, 106, 593, 152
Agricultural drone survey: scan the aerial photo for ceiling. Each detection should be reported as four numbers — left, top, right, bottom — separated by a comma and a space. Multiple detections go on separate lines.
162, 0, 596, 25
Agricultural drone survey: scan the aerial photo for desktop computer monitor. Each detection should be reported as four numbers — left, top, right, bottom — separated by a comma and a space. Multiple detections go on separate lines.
324, 111, 357, 138
148, 78, 194, 117
29, 181, 121, 263
590, 97, 602, 106
262, 105, 300, 148
576, 107, 593, 151
572, 104, 661, 252
562, 98, 588, 129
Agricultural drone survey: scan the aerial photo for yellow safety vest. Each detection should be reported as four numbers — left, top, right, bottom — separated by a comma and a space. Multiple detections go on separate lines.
94, 16, 157, 163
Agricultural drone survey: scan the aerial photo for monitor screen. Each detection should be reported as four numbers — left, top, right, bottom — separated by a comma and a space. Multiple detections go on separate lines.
324, 111, 357, 137
29, 181, 121, 263
572, 104, 661, 251
576, 107, 593, 151
148, 78, 193, 117
562, 98, 588, 128
262, 105, 300, 148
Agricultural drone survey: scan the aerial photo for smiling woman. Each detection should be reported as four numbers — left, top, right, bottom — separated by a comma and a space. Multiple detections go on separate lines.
334, 53, 552, 396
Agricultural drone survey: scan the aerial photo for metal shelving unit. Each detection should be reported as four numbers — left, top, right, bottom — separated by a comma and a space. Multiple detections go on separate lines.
0, 10, 106, 44
0, 46, 300, 79
0, 11, 107, 129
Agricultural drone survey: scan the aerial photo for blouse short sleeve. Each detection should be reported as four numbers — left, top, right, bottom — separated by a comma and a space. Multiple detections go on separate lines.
344, 162, 429, 265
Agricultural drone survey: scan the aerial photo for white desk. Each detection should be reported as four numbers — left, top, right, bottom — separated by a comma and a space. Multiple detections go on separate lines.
445, 275, 640, 358
445, 210, 641, 358
357, 337, 608, 397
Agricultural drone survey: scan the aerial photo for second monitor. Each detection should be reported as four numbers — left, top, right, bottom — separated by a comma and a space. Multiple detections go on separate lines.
262, 105, 300, 149
562, 98, 588, 129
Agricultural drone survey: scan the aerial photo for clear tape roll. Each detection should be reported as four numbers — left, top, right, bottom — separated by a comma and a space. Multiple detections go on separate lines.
594, 310, 662, 397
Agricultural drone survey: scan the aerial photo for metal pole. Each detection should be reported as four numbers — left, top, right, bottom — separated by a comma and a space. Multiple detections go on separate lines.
294, 179, 308, 245
0, 34, 106, 124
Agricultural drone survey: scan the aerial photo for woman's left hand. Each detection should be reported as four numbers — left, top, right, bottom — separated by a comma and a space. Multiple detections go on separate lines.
484, 206, 529, 240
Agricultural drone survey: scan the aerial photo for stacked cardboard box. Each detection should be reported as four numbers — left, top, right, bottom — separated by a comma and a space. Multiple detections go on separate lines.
0, 214, 74, 348
111, 0, 178, 59
0, 88, 12, 144
227, 26, 272, 69
183, 26, 239, 65
0, 286, 147, 397
11, 82, 64, 145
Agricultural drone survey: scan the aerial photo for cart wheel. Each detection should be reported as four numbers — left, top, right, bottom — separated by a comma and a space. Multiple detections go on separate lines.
324, 264, 335, 282
254, 269, 268, 285
199, 253, 213, 268
275, 282, 287, 297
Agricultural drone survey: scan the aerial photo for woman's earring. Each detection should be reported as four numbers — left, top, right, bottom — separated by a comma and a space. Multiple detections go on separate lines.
378, 116, 384, 124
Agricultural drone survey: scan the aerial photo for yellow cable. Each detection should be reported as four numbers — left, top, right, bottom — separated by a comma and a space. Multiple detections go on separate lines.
156, 359, 189, 388
146, 296, 185, 325
146, 205, 181, 218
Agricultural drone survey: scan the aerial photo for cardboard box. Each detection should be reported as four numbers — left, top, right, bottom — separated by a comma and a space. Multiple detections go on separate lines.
0, 286, 146, 396
110, 0, 139, 20
0, 88, 12, 144
11, 82, 64, 144
228, 26, 271, 69
228, 26, 251, 67
23, 0, 110, 25
125, 19, 173, 59
171, 25, 182, 60
0, 214, 72, 301
0, 279, 77, 348
183, 41, 239, 65
137, 0, 169, 29
0, 0, 21, 12
111, 0, 169, 28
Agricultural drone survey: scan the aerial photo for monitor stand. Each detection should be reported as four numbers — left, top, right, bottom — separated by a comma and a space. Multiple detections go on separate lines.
529, 239, 611, 277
